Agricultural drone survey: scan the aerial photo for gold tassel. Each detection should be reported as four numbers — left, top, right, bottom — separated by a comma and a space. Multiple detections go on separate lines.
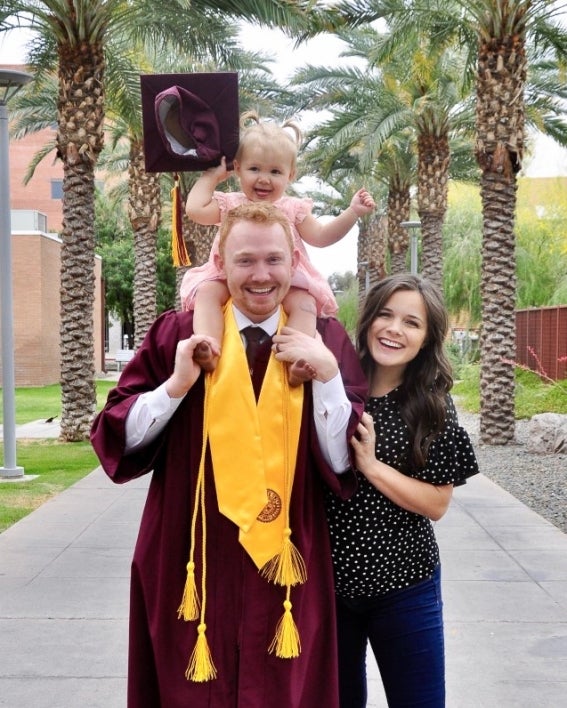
171, 174, 191, 267
185, 623, 218, 682
177, 560, 200, 621
268, 597, 301, 659
182, 376, 218, 683
260, 527, 307, 587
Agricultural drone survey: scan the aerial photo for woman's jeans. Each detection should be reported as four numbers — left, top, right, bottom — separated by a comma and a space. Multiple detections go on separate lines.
336, 565, 445, 708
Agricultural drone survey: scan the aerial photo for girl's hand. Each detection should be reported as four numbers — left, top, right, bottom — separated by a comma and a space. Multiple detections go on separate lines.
186, 158, 231, 223
350, 188, 376, 217
205, 156, 232, 185
272, 327, 338, 383
350, 412, 376, 471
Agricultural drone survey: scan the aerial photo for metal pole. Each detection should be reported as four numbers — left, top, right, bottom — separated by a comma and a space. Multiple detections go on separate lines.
410, 231, 418, 275
0, 100, 23, 476
401, 221, 421, 276
0, 70, 31, 478
359, 260, 369, 295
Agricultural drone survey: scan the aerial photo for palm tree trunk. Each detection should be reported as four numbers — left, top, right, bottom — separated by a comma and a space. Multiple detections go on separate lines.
178, 218, 216, 309
416, 131, 449, 291
133, 225, 158, 350
419, 213, 444, 291
59, 161, 97, 441
387, 183, 410, 274
479, 170, 517, 444
187, 220, 216, 266
128, 144, 161, 349
357, 223, 370, 305
57, 44, 104, 442
475, 25, 526, 444
367, 213, 387, 286
175, 267, 190, 311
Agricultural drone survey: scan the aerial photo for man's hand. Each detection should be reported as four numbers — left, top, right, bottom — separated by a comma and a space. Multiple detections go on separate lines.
165, 335, 220, 398
272, 327, 339, 383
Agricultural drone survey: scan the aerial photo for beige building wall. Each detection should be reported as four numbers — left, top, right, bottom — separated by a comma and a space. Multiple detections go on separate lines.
0, 229, 103, 386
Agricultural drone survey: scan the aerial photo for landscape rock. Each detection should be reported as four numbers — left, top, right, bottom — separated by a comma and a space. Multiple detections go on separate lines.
526, 413, 567, 454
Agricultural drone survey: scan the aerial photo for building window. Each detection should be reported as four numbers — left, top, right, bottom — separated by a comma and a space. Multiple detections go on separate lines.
51, 179, 63, 199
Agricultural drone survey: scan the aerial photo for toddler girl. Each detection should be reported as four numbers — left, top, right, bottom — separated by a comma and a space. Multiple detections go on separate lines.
180, 111, 375, 384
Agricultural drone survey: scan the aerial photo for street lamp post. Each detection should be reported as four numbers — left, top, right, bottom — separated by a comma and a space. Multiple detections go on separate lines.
0, 69, 32, 479
400, 220, 421, 276
359, 260, 370, 294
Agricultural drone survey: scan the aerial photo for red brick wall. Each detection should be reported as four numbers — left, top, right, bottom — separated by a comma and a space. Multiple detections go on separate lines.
10, 126, 64, 233
0, 231, 103, 386
13, 232, 61, 385
2, 62, 63, 234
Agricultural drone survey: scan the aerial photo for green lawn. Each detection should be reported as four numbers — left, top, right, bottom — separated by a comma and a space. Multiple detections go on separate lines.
452, 365, 567, 417
5, 380, 116, 424
0, 379, 116, 532
0, 440, 99, 532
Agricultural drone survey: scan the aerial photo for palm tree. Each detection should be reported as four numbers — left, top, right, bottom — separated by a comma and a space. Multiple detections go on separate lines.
332, 0, 567, 444
472, 2, 567, 443
2, 0, 339, 440
99, 49, 161, 348
374, 135, 415, 273
292, 25, 475, 290
345, 24, 475, 291
4, 0, 115, 442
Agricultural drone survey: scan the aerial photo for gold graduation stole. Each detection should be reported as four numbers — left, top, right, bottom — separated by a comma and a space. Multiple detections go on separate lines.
179, 301, 306, 682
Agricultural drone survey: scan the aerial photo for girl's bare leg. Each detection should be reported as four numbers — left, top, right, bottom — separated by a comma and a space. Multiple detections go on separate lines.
282, 288, 318, 386
192, 280, 229, 371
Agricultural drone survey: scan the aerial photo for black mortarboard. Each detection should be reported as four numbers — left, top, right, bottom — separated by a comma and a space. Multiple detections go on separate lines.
140, 72, 239, 173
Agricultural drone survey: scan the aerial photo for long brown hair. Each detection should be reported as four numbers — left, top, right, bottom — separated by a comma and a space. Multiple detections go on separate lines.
356, 274, 453, 469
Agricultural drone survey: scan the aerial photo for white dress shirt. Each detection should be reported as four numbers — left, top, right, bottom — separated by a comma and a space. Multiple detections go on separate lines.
125, 307, 352, 472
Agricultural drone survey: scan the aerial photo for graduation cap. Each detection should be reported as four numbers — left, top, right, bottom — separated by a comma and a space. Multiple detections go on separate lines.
140, 72, 239, 173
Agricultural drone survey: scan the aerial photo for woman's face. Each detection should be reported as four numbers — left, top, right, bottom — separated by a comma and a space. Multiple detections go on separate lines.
366, 288, 428, 375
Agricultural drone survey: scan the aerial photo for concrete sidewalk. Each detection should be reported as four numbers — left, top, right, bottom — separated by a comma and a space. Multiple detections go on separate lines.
1, 457, 567, 705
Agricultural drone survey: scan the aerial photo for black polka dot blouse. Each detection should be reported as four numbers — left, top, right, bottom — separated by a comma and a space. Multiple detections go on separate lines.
325, 391, 479, 599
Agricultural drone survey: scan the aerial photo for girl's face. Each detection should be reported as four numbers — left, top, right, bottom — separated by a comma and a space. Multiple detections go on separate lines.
234, 142, 295, 204
366, 289, 428, 378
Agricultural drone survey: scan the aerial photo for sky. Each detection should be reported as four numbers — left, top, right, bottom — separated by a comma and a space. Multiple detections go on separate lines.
2, 23, 567, 278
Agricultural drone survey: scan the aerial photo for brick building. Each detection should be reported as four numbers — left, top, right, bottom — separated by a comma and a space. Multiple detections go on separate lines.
3, 63, 64, 231
4, 227, 104, 386
10, 125, 64, 232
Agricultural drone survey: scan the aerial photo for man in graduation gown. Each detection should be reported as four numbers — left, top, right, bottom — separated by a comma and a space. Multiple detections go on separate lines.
91, 202, 367, 707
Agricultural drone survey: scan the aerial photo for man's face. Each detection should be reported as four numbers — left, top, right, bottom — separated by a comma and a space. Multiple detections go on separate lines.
215, 219, 298, 322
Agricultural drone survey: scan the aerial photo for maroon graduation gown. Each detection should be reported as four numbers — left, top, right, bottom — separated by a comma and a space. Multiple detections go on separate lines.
91, 310, 366, 708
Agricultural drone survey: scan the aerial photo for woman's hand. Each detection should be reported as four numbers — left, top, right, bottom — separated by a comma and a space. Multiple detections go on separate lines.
351, 412, 453, 521
350, 412, 376, 472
